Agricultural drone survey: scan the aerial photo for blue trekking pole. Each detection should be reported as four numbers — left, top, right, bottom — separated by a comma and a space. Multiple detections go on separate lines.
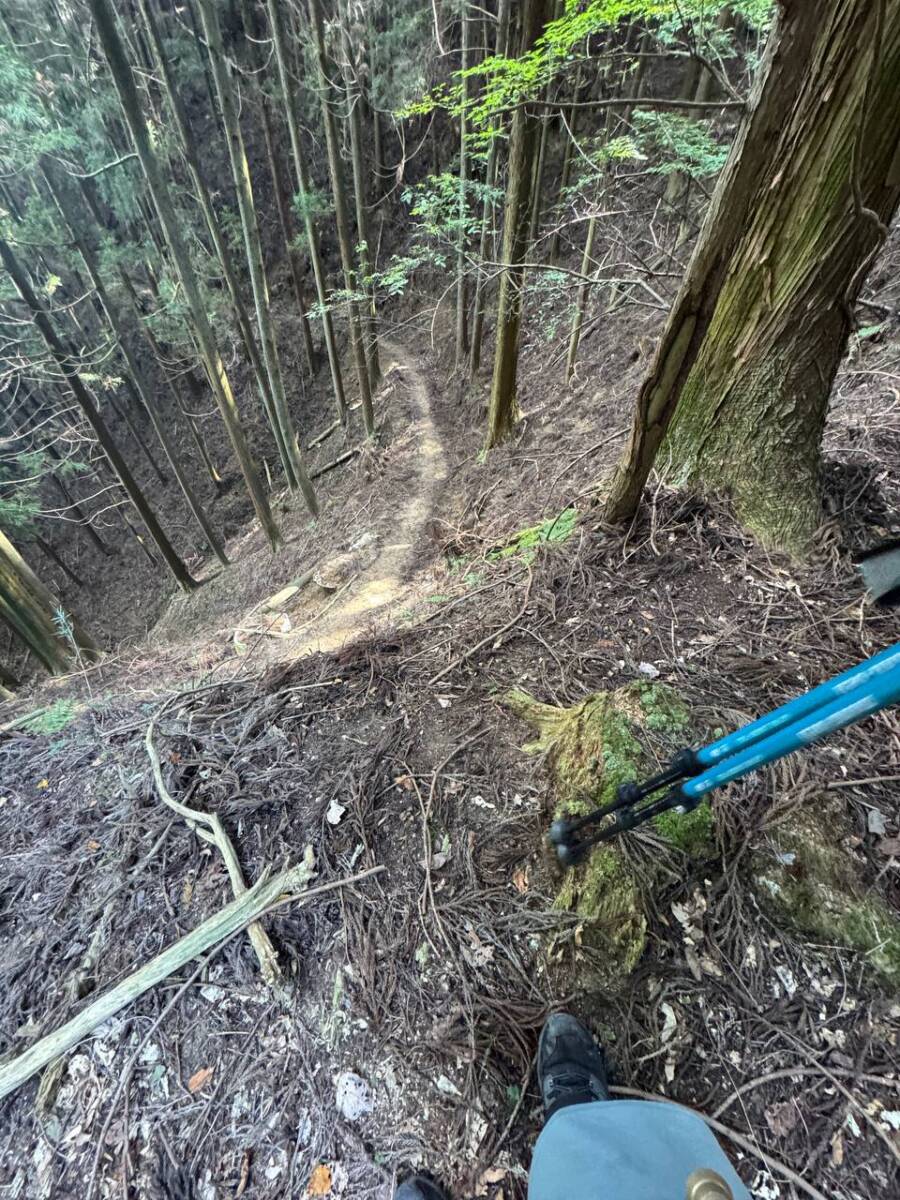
549, 642, 900, 866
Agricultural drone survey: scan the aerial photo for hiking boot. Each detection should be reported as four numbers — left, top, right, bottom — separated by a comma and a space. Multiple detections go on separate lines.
395, 1175, 449, 1200
537, 1012, 609, 1120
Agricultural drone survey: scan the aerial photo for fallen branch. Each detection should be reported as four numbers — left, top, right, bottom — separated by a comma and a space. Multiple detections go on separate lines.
146, 714, 281, 984
311, 445, 361, 480
0, 863, 384, 1102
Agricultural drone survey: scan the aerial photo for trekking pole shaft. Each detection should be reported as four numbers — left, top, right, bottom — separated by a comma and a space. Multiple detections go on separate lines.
695, 641, 900, 768
683, 662, 900, 802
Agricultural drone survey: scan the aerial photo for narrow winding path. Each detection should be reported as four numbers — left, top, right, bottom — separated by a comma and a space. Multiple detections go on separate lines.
278, 338, 448, 658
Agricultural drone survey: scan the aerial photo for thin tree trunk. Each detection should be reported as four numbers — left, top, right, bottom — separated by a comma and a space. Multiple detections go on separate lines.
260, 100, 316, 377
469, 0, 511, 380
196, 0, 318, 516
0, 531, 98, 673
89, 0, 280, 550
267, 0, 347, 425
42, 159, 229, 566
565, 215, 598, 383
108, 388, 167, 485
548, 68, 582, 266
0, 237, 200, 591
307, 0, 375, 438
135, 0, 277, 433
605, 0, 900, 554
485, 0, 550, 448
339, 5, 380, 389
455, 1, 471, 368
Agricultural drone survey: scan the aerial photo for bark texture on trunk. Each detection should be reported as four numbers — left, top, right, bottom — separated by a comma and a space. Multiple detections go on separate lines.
485, 0, 550, 448
605, 0, 900, 553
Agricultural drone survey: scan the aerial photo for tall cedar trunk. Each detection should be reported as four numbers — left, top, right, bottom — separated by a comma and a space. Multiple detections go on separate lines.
41, 160, 229, 566
485, 0, 550, 448
267, 0, 347, 424
340, 6, 380, 389
136, 0, 276, 428
455, 1, 470, 368
606, 0, 900, 553
0, 532, 98, 673
307, 0, 375, 438
469, 0, 511, 380
0, 237, 199, 592
197, 0, 318, 517
548, 66, 581, 266
260, 100, 317, 376
89, 0, 280, 550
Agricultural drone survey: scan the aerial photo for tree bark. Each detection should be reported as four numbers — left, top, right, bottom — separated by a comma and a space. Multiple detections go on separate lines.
485, 0, 551, 448
605, 0, 900, 553
89, 0, 280, 551
196, 0, 318, 517
267, 0, 347, 425
455, 1, 471, 369
135, 0, 277, 434
339, 3, 380, 389
0, 236, 199, 592
0, 531, 98, 673
259, 100, 317, 377
307, 0, 375, 438
565, 216, 598, 383
469, 0, 511, 380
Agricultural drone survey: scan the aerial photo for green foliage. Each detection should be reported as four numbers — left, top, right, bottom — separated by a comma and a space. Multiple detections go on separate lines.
0, 450, 45, 534
488, 508, 578, 562
633, 111, 728, 179
23, 698, 78, 736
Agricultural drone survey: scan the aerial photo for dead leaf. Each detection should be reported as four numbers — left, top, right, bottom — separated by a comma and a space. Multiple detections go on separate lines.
36, 779, 49, 789
512, 867, 530, 894
394, 774, 413, 791
307, 1164, 333, 1197
765, 1100, 799, 1138
188, 1067, 213, 1094
168, 751, 181, 764
86, 839, 100, 852
182, 879, 193, 906
867, 808, 887, 836
234, 1149, 252, 1199
831, 1129, 844, 1166
877, 836, 900, 857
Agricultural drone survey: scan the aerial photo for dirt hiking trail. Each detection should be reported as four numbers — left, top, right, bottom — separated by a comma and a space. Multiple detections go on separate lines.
257, 337, 449, 661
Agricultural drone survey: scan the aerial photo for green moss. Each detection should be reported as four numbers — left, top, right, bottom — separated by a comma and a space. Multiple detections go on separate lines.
23, 698, 79, 736
488, 507, 577, 564
756, 808, 900, 988
506, 681, 710, 987
654, 801, 713, 856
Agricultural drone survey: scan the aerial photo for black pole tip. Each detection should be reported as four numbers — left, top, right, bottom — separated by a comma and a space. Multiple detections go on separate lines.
548, 818, 573, 845
556, 841, 581, 868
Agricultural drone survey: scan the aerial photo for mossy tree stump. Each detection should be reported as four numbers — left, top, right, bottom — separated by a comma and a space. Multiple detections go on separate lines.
506, 682, 711, 988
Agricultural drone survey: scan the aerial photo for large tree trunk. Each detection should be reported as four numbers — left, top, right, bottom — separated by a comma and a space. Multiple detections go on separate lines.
307, 0, 376, 439
89, 0, 280, 551
605, 0, 900, 553
267, 0, 347, 426
485, 0, 551, 448
196, 0, 318, 517
0, 532, 98, 673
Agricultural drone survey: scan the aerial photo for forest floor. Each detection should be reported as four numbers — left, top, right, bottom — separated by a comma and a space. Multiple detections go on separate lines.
2, 282, 900, 1199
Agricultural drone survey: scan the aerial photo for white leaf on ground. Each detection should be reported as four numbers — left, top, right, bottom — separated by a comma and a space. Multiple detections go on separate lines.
774, 965, 797, 998
866, 808, 887, 836
638, 661, 660, 678
326, 799, 346, 826
436, 1074, 462, 1097
881, 1110, 900, 1130
660, 1002, 677, 1044
335, 1072, 374, 1121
